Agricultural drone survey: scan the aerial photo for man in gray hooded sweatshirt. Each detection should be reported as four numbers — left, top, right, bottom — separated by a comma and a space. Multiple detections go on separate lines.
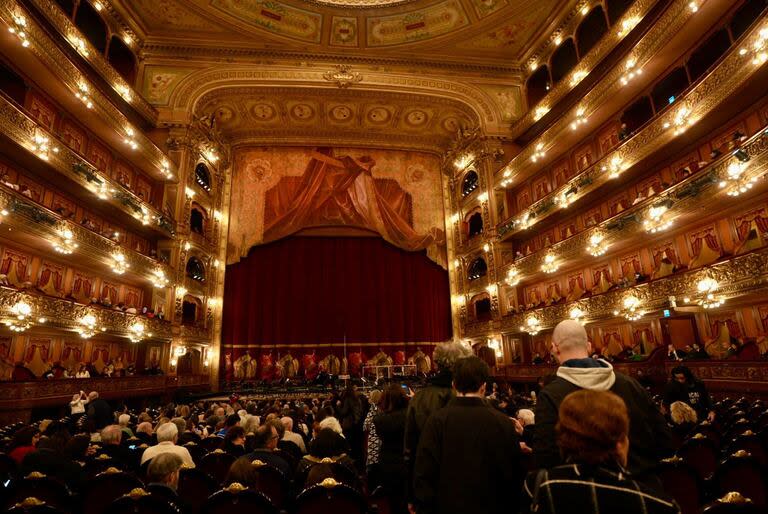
532, 320, 674, 481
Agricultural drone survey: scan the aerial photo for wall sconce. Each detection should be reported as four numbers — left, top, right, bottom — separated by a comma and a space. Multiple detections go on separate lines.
151, 269, 169, 288
602, 155, 624, 179
74, 83, 93, 109
570, 108, 587, 130
684, 277, 725, 309
9, 13, 30, 47
176, 286, 188, 298
534, 106, 549, 121
531, 143, 546, 162
30, 130, 58, 161
740, 27, 768, 65
123, 127, 138, 150
620, 58, 643, 85
617, 16, 640, 37
454, 154, 474, 170
505, 267, 520, 286
663, 106, 694, 135
483, 243, 490, 252
478, 192, 489, 203
115, 84, 132, 102
68, 34, 88, 56
569, 306, 586, 324
161, 161, 173, 180
570, 70, 588, 87
128, 321, 150, 343
518, 211, 535, 230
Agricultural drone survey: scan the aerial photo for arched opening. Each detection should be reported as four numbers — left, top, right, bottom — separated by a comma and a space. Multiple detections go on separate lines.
526, 65, 551, 108
54, 0, 75, 18
650, 67, 690, 112
550, 38, 578, 84
74, 1, 108, 54
606, 0, 633, 25
0, 61, 27, 106
467, 257, 487, 281
620, 96, 654, 135
687, 29, 731, 83
190, 204, 206, 235
107, 36, 137, 84
577, 7, 609, 57
186, 256, 206, 282
470, 293, 492, 321
467, 212, 484, 238
182, 295, 203, 326
194, 162, 212, 192
730, 0, 768, 41
461, 170, 479, 197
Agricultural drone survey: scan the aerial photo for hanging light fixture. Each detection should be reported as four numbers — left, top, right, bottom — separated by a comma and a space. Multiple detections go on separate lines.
541, 252, 559, 274
663, 106, 694, 135
76, 313, 105, 339
128, 321, 150, 343
8, 13, 31, 47
3, 301, 45, 332
520, 316, 542, 335
683, 277, 725, 309
111, 252, 129, 274
505, 267, 520, 286
620, 58, 643, 85
52, 226, 78, 255
719, 161, 757, 197
614, 295, 644, 321
601, 155, 624, 179
151, 268, 169, 288
586, 232, 608, 257
569, 306, 586, 324
643, 202, 673, 233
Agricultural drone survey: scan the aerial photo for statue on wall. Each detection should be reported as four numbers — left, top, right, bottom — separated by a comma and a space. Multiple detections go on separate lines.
233, 353, 257, 379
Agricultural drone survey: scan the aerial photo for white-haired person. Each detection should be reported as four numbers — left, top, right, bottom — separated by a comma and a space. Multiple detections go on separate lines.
281, 416, 307, 453
118, 414, 134, 439
516, 408, 535, 446
140, 422, 195, 468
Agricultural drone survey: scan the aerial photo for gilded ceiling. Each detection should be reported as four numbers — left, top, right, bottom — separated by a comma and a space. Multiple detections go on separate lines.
110, 0, 573, 66
195, 86, 478, 151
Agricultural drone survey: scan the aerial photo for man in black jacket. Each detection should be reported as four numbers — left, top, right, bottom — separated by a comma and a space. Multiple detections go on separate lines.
533, 320, 674, 481
663, 365, 714, 422
86, 391, 113, 430
414, 356, 523, 514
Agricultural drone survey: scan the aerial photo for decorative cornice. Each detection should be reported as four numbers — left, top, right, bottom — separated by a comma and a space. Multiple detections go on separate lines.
0, 287, 173, 339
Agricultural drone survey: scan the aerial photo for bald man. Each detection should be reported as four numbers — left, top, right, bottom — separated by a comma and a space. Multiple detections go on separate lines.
532, 320, 673, 482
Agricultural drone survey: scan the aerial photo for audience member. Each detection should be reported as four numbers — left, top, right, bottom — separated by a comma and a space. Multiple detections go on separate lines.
668, 401, 698, 439
8, 426, 40, 464
414, 356, 523, 514
222, 426, 247, 457
140, 422, 195, 468
516, 408, 535, 446
374, 384, 410, 514
99, 424, 136, 470
663, 365, 715, 422
244, 423, 291, 476
86, 391, 113, 430
280, 416, 307, 453
532, 320, 674, 483
522, 390, 680, 514
363, 389, 383, 484
297, 427, 358, 488
69, 391, 88, 418
118, 414, 134, 438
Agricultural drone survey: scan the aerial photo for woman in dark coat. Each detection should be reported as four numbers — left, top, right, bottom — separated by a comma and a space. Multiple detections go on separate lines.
373, 384, 410, 514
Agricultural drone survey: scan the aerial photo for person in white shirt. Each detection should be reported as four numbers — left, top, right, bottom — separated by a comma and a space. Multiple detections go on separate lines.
140, 422, 195, 468
75, 364, 90, 378
280, 416, 306, 453
69, 391, 88, 416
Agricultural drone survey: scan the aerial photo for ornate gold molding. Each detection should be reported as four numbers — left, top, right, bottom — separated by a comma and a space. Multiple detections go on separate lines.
0, 0, 173, 178
462, 248, 768, 337
0, 95, 172, 237
499, 17, 768, 237
0, 287, 172, 339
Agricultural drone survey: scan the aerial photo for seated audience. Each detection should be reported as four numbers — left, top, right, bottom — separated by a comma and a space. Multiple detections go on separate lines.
118, 414, 134, 438
21, 423, 85, 491
522, 389, 680, 514
140, 422, 195, 468
146, 452, 187, 512
222, 426, 247, 457
297, 427, 358, 488
99, 424, 136, 470
8, 426, 40, 464
280, 416, 307, 453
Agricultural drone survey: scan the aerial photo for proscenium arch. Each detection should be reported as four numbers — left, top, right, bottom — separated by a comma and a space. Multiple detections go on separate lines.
166, 65, 504, 136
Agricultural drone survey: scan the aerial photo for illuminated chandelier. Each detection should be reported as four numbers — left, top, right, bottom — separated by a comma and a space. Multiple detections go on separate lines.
541, 252, 559, 274
663, 106, 694, 136
151, 268, 169, 288
52, 227, 78, 255
8, 13, 31, 47
643, 203, 673, 233
76, 313, 105, 339
3, 301, 45, 333
520, 316, 542, 335
586, 232, 608, 257
111, 252, 129, 274
684, 277, 725, 309
613, 295, 644, 321
128, 321, 151, 343
569, 306, 586, 324
505, 267, 520, 287
719, 161, 757, 197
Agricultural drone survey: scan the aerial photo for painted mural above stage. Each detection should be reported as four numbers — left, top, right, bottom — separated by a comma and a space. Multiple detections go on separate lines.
227, 147, 447, 267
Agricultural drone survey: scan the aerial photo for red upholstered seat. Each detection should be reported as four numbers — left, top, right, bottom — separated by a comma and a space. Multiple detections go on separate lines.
4, 474, 71, 512
6, 499, 65, 514
80, 468, 144, 514
201, 483, 277, 514
178, 467, 218, 514
294, 479, 367, 514
199, 450, 236, 485
657, 457, 703, 514
247, 461, 289, 509
679, 434, 720, 481
713, 453, 767, 507
727, 433, 767, 466
702, 492, 764, 514
109, 489, 181, 514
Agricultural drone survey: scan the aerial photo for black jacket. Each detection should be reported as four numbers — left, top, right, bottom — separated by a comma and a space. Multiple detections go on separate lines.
374, 408, 407, 475
87, 398, 114, 430
404, 370, 454, 457
663, 379, 712, 419
533, 360, 674, 478
414, 396, 523, 514
21, 448, 85, 491
522, 463, 680, 514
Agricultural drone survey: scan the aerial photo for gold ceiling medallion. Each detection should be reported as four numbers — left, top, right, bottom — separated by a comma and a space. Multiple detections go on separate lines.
323, 65, 363, 89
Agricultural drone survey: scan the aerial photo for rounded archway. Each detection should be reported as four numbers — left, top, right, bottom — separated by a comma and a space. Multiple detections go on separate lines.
186, 256, 206, 282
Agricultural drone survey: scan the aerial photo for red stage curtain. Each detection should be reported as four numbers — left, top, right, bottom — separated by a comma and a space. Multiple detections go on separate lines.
221, 236, 452, 350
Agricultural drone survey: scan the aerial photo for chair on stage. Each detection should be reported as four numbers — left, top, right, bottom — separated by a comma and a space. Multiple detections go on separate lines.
201, 483, 277, 514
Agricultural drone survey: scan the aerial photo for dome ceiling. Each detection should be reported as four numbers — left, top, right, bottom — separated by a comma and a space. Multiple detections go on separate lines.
111, 0, 575, 67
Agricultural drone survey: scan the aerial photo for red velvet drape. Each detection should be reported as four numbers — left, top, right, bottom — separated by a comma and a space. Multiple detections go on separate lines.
221, 236, 452, 355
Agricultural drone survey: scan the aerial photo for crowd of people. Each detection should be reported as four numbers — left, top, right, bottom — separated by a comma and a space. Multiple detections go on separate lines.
1, 320, 743, 513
